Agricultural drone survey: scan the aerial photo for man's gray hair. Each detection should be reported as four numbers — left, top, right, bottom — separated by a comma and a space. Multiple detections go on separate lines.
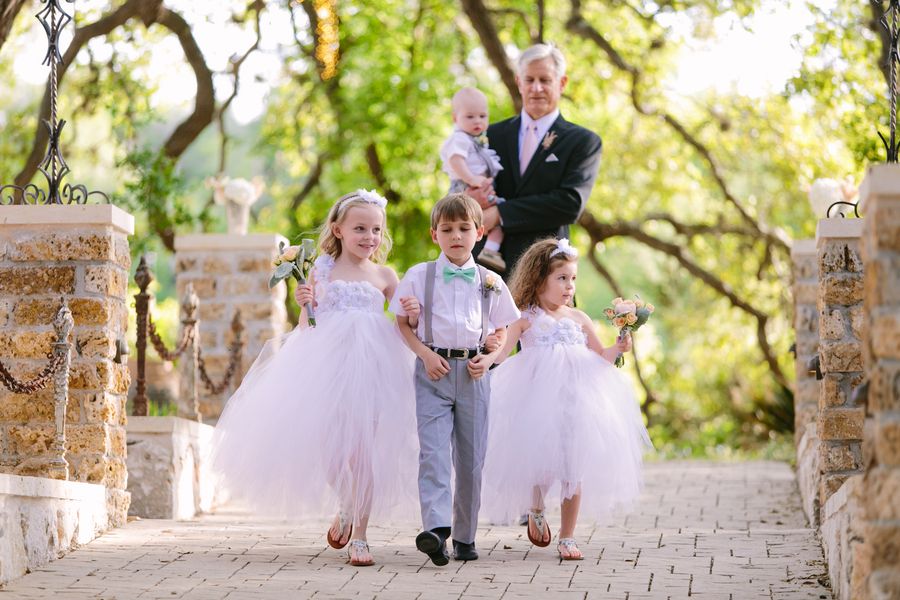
517, 44, 567, 78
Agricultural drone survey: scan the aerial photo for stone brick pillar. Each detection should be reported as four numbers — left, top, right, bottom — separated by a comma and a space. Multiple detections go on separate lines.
0, 205, 133, 526
174, 234, 289, 423
858, 164, 900, 599
792, 238, 821, 525
815, 218, 866, 507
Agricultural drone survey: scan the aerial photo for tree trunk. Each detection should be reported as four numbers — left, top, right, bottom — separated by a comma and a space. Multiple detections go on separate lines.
0, 0, 29, 55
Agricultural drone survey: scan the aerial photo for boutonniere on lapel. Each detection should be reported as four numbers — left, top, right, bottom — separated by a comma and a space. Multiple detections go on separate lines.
541, 131, 558, 150
475, 132, 489, 148
481, 272, 503, 297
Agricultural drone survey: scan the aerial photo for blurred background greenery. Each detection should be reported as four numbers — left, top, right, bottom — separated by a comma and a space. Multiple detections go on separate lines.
0, 0, 885, 457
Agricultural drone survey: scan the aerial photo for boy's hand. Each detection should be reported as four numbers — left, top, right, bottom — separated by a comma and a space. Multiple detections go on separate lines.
423, 351, 450, 381
468, 175, 490, 188
294, 283, 314, 307
615, 331, 633, 354
399, 296, 420, 321
467, 353, 493, 380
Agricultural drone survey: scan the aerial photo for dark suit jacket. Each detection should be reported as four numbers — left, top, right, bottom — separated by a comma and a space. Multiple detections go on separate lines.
476, 114, 602, 277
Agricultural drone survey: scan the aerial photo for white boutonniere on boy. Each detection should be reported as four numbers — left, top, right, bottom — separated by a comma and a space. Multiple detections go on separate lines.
481, 272, 503, 297
541, 131, 558, 150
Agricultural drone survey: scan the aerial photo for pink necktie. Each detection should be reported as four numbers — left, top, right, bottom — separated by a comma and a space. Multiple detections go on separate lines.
520, 123, 538, 175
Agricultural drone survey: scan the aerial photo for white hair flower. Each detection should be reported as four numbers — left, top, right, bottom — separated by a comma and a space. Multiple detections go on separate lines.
355, 189, 388, 208
550, 238, 578, 258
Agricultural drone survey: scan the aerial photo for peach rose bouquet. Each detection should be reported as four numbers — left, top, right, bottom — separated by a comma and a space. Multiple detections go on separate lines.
603, 295, 655, 367
270, 238, 317, 326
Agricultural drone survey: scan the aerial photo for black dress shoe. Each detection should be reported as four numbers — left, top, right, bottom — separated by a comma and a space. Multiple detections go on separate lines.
452, 539, 478, 561
416, 530, 449, 566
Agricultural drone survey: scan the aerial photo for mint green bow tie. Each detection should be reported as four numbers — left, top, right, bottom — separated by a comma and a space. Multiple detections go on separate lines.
443, 265, 476, 284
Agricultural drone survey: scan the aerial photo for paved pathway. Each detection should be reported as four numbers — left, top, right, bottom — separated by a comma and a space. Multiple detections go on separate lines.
0, 461, 831, 599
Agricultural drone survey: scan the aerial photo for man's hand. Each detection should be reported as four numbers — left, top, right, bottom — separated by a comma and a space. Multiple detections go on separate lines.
467, 353, 493, 380
294, 283, 314, 307
465, 184, 495, 209
482, 205, 500, 231
399, 296, 420, 326
423, 350, 450, 381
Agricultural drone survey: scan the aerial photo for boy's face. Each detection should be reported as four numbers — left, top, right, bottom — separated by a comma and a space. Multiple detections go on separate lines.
431, 217, 484, 265
453, 96, 489, 136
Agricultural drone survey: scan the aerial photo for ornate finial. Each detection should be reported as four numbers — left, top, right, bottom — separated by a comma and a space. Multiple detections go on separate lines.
181, 283, 199, 321
0, 0, 108, 205
877, 0, 900, 163
53, 297, 74, 342
134, 255, 154, 292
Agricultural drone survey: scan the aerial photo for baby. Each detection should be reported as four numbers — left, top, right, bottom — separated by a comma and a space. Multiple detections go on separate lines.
439, 87, 506, 271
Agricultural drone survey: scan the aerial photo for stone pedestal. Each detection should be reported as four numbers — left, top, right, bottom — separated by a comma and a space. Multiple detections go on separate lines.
126, 416, 220, 519
0, 205, 133, 526
815, 218, 866, 507
858, 164, 900, 600
0, 473, 108, 586
174, 234, 289, 422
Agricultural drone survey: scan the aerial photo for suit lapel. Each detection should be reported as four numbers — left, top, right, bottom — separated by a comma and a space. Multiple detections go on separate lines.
505, 116, 522, 186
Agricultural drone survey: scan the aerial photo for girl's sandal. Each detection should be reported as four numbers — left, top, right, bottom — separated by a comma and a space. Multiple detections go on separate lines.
526, 510, 552, 547
557, 538, 584, 561
326, 512, 352, 549
348, 539, 374, 567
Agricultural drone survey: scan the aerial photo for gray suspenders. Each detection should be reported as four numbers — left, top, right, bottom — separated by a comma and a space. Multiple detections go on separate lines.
422, 261, 491, 351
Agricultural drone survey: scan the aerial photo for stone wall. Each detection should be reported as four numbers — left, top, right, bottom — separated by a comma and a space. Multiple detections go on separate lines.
0, 473, 108, 586
126, 416, 221, 519
174, 234, 288, 422
858, 164, 900, 599
0, 205, 133, 526
792, 239, 820, 525
815, 218, 866, 507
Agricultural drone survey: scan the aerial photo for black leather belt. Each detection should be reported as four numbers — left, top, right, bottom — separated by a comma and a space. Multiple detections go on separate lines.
431, 346, 483, 359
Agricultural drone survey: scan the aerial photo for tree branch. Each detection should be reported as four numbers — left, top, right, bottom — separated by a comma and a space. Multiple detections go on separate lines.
458, 0, 521, 112
579, 210, 788, 390
565, 3, 791, 254
365, 143, 400, 203
291, 152, 327, 210
586, 247, 659, 422
0, 0, 29, 55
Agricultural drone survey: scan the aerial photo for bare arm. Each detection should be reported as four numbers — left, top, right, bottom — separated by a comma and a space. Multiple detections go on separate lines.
449, 155, 489, 188
397, 315, 449, 380
576, 310, 629, 364
494, 318, 528, 363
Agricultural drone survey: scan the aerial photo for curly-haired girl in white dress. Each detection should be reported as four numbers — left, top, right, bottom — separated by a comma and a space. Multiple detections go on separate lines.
211, 190, 419, 567
483, 238, 651, 560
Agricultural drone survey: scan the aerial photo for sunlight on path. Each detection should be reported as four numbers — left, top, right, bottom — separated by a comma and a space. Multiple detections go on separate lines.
0, 462, 831, 599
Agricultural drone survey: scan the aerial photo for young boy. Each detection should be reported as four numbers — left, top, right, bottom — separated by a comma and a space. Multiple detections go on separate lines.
391, 193, 520, 565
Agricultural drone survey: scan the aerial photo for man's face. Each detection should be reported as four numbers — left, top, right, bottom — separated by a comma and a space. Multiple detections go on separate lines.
516, 57, 567, 120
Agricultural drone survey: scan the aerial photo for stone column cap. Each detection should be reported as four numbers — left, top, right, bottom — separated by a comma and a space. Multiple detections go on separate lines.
0, 204, 134, 235
859, 163, 900, 213
175, 233, 289, 252
791, 238, 816, 258
816, 218, 864, 246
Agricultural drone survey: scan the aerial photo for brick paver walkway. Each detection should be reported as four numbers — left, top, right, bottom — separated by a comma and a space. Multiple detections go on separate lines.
0, 461, 831, 599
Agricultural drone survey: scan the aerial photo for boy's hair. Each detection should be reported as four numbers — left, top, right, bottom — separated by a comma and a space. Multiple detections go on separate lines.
317, 192, 392, 263
430, 193, 483, 229
508, 238, 577, 308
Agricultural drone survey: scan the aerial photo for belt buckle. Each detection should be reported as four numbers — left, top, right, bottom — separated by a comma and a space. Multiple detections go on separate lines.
449, 348, 467, 359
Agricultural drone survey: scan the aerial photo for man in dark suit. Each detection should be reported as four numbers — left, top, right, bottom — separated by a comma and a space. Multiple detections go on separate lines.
470, 44, 603, 278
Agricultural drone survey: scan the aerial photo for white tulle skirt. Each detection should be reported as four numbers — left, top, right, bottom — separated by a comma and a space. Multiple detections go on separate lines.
482, 343, 652, 524
209, 310, 419, 527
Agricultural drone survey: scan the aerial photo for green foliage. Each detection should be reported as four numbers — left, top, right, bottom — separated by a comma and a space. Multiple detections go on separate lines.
0, 0, 882, 455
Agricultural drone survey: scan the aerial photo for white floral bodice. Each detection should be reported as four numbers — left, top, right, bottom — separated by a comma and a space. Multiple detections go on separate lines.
313, 255, 385, 315
520, 307, 587, 348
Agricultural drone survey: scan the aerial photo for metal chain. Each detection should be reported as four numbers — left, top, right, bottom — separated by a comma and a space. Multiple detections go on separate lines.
0, 351, 67, 394
147, 315, 195, 361
197, 341, 242, 395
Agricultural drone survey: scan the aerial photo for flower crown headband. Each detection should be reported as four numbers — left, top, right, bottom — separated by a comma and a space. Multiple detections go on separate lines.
550, 238, 578, 258
342, 189, 388, 209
